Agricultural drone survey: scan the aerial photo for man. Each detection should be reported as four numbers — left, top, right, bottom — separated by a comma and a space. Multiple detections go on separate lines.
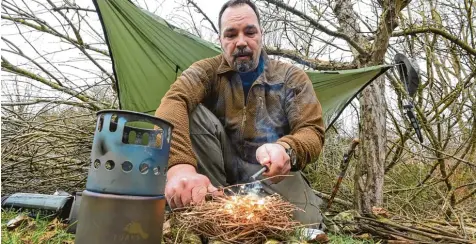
155, 0, 325, 227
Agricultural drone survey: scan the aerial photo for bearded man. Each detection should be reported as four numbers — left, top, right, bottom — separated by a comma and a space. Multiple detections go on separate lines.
155, 0, 326, 227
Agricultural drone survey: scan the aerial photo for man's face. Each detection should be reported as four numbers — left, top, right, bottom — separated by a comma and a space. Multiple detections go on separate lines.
219, 5, 262, 73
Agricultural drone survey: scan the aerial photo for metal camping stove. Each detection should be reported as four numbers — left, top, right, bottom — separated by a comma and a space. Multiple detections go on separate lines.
75, 110, 173, 244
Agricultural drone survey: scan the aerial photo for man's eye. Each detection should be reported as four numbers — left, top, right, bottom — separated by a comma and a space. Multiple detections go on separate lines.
246, 31, 256, 36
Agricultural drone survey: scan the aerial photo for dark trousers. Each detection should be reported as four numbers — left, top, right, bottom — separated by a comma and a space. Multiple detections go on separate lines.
189, 104, 325, 228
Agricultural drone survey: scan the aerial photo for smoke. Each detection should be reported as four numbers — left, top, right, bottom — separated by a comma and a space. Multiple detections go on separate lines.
256, 99, 280, 144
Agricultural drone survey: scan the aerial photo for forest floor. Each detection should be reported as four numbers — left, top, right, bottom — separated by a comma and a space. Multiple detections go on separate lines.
1, 210, 375, 244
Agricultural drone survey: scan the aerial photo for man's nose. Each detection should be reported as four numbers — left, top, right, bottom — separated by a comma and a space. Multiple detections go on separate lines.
236, 34, 247, 49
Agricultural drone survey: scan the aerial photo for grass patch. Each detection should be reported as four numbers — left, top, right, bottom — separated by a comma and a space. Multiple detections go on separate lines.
1, 210, 74, 244
2, 209, 375, 244
327, 233, 376, 244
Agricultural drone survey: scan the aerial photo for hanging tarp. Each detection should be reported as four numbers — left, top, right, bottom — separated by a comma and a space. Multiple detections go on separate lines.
93, 0, 391, 130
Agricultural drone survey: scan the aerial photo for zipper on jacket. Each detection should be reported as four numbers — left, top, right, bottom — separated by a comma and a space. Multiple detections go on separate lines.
239, 106, 247, 159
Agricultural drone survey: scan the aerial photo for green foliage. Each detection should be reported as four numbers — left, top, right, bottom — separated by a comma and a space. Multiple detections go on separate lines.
1, 210, 74, 244
327, 233, 377, 244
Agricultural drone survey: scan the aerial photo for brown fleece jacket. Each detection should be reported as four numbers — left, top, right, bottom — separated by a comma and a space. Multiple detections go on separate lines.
155, 51, 325, 170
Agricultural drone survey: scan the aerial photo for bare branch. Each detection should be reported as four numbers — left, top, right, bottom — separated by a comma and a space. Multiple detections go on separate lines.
186, 0, 218, 34
390, 26, 476, 56
52, 6, 96, 12
2, 99, 94, 109
265, 47, 357, 70
1, 57, 105, 110
1, 15, 109, 56
260, 0, 368, 56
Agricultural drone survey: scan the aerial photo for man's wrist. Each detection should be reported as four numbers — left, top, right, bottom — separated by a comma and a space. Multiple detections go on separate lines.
275, 141, 299, 171
167, 163, 196, 178
276, 141, 290, 150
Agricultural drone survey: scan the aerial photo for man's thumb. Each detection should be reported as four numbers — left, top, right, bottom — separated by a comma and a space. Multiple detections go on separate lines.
208, 184, 223, 196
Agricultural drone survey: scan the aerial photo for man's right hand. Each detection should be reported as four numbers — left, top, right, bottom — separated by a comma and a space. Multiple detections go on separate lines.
165, 164, 221, 208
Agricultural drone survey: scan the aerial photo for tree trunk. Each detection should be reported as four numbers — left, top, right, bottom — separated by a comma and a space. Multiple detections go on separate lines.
354, 76, 387, 213
333, 0, 406, 214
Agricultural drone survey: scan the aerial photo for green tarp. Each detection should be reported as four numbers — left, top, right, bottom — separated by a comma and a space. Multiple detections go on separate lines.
93, 0, 392, 130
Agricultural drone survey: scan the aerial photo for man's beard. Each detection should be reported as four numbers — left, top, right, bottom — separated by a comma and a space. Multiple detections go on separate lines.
232, 48, 255, 73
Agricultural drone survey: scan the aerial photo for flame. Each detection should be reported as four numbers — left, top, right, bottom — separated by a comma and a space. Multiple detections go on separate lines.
219, 194, 268, 222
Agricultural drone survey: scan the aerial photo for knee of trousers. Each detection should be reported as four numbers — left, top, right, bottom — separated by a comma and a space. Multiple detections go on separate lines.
292, 201, 325, 230
264, 172, 326, 229
189, 104, 222, 134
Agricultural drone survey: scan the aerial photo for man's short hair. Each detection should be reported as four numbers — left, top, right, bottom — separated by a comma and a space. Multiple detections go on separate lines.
218, 0, 261, 32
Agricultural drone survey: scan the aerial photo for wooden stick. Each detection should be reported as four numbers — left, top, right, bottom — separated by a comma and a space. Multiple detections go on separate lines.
357, 217, 476, 244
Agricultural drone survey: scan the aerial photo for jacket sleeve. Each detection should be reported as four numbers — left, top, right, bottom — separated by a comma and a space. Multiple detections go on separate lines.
277, 67, 325, 170
155, 57, 219, 169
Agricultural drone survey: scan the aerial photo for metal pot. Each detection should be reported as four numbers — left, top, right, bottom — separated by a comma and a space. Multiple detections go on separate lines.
75, 110, 173, 244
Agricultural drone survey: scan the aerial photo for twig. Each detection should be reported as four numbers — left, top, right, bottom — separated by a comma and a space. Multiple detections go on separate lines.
262, 0, 368, 56
186, 0, 218, 34
357, 216, 476, 243
52, 6, 96, 12
313, 190, 353, 208
427, 219, 476, 228
173, 192, 300, 244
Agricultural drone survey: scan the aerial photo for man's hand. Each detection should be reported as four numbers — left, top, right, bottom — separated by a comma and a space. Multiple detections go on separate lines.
255, 143, 291, 183
165, 164, 221, 208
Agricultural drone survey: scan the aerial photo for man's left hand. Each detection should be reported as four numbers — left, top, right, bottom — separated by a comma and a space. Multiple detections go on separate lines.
255, 143, 290, 183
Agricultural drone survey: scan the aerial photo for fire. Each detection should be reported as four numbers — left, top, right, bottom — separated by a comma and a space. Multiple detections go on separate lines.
175, 193, 300, 243
219, 194, 268, 222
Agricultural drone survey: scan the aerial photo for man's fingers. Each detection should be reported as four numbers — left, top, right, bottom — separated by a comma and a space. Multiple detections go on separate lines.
164, 172, 215, 209
207, 185, 224, 201
212, 189, 224, 197
180, 178, 193, 207
167, 188, 180, 209
165, 185, 176, 208
172, 188, 183, 208
171, 177, 188, 208
256, 145, 271, 167
264, 161, 280, 177
262, 144, 290, 178
166, 194, 176, 209
207, 184, 217, 192
262, 146, 279, 176
208, 184, 224, 197
269, 146, 285, 165
191, 185, 208, 204
180, 193, 192, 207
